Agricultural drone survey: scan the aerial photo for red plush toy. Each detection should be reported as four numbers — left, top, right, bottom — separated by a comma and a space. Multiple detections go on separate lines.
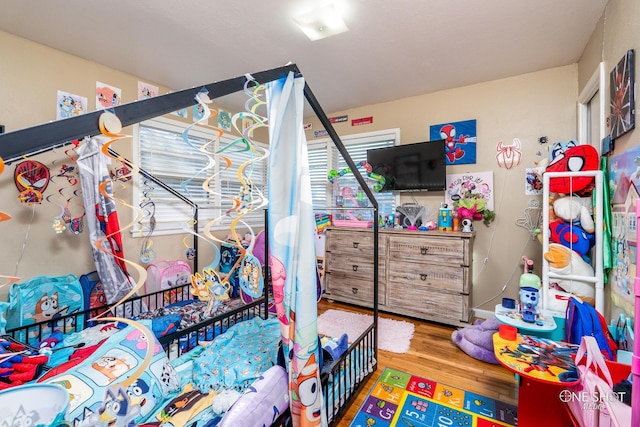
546, 142, 599, 195
0, 338, 49, 389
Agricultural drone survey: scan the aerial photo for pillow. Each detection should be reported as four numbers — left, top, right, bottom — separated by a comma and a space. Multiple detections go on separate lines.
151, 313, 182, 338
42, 320, 181, 425
218, 365, 289, 427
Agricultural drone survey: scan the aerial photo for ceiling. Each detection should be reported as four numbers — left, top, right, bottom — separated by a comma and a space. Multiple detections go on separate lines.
0, 0, 607, 116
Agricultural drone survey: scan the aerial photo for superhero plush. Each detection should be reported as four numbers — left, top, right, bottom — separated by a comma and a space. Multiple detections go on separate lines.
549, 220, 595, 261
546, 141, 599, 194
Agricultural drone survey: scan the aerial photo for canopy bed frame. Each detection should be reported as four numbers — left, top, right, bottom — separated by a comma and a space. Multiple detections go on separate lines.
0, 63, 381, 425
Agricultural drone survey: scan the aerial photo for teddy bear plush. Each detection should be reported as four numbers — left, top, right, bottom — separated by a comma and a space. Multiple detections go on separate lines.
544, 243, 595, 311
553, 196, 595, 233
451, 317, 501, 364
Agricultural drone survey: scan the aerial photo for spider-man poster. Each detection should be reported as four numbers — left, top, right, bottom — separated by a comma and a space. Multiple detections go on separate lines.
609, 49, 635, 140
430, 119, 477, 165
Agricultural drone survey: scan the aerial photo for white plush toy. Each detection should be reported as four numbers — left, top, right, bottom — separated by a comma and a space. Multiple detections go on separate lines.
553, 196, 595, 233
544, 243, 595, 312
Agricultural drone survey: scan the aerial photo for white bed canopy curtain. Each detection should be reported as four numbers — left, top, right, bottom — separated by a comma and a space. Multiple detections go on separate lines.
266, 71, 327, 427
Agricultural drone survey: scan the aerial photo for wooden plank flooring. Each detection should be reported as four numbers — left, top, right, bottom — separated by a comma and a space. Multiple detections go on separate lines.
319, 299, 518, 425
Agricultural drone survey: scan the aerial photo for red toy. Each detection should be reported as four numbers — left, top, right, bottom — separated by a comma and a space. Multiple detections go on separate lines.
0, 338, 49, 389
546, 143, 599, 194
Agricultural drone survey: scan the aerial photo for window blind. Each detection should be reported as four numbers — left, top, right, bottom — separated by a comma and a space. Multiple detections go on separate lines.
134, 117, 268, 235
308, 129, 399, 220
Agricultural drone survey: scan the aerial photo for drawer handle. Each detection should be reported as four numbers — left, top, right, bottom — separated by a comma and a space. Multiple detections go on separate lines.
420, 247, 429, 255
420, 274, 428, 281
352, 242, 359, 248
351, 287, 358, 294
352, 265, 358, 271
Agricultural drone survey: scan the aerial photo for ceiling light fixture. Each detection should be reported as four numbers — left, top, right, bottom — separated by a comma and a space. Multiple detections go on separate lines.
292, 2, 349, 41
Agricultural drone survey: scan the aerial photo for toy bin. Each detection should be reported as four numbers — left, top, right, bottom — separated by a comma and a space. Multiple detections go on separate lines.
0, 383, 69, 426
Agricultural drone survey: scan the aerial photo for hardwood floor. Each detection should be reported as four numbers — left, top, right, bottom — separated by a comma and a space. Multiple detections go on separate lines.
318, 299, 518, 426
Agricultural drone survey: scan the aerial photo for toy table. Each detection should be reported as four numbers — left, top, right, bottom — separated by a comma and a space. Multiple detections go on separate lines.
495, 303, 557, 332
493, 333, 579, 427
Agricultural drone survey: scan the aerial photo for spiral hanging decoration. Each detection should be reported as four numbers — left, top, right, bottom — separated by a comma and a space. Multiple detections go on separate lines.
206, 76, 269, 299
138, 171, 156, 263
178, 89, 217, 201
177, 89, 225, 272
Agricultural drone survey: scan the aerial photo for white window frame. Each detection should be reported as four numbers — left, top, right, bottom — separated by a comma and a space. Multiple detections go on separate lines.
132, 116, 268, 236
308, 128, 400, 219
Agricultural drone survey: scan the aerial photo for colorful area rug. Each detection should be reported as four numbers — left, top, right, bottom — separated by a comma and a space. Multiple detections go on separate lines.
350, 368, 518, 427
317, 309, 414, 353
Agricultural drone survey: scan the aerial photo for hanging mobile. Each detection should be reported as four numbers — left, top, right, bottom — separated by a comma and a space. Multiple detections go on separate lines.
139, 173, 156, 263
68, 210, 86, 234
67, 189, 86, 235
183, 236, 196, 261
236, 222, 264, 299
46, 192, 70, 234
14, 160, 50, 204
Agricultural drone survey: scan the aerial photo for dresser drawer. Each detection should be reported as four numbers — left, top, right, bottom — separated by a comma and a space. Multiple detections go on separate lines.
389, 260, 469, 294
325, 252, 385, 278
386, 283, 469, 323
388, 235, 469, 265
324, 275, 386, 308
325, 229, 386, 257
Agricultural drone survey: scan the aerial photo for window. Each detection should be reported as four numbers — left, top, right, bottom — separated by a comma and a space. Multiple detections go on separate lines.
133, 116, 268, 235
308, 129, 399, 221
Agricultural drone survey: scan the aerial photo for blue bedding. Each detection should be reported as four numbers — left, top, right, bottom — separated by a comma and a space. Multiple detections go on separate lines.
140, 316, 283, 426
192, 316, 281, 393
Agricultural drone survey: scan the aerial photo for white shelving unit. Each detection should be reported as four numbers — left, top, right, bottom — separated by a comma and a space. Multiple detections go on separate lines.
541, 170, 604, 313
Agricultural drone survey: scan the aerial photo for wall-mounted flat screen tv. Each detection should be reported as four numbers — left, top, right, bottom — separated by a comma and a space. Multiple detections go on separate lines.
366, 140, 446, 192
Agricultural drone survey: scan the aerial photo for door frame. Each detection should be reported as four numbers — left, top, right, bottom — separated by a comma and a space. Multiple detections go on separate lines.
578, 62, 606, 152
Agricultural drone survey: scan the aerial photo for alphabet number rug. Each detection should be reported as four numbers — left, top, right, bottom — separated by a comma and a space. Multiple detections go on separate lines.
350, 368, 517, 427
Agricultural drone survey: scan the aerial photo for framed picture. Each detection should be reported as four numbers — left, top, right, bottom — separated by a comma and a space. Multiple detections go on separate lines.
609, 49, 635, 140
429, 119, 477, 165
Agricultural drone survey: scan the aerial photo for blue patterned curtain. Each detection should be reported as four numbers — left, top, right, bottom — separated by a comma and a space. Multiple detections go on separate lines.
266, 72, 327, 427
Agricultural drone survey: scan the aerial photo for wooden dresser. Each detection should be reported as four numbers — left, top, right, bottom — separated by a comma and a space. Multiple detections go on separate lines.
323, 226, 474, 326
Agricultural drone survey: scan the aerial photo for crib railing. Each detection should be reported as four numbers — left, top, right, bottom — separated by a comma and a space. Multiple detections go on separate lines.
4, 282, 269, 350
5, 280, 376, 427
323, 322, 378, 424
158, 297, 268, 358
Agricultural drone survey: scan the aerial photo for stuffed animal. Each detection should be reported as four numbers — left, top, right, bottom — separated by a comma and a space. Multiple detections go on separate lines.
451, 318, 501, 364
548, 219, 595, 261
544, 243, 595, 311
553, 196, 595, 233
545, 141, 599, 195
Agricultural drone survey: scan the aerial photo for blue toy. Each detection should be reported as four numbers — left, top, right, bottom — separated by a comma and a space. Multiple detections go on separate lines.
519, 256, 541, 323
549, 219, 595, 262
